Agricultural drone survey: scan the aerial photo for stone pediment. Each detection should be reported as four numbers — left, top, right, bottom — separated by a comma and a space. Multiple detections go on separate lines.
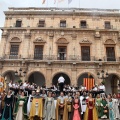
10, 37, 21, 43
104, 39, 116, 45
56, 38, 69, 44
79, 37, 92, 44
34, 37, 46, 43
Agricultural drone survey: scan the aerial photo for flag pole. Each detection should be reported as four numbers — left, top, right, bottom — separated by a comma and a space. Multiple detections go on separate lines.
79, 0, 80, 8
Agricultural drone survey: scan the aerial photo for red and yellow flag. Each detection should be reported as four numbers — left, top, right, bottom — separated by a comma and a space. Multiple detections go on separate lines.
84, 78, 95, 90
0, 76, 4, 92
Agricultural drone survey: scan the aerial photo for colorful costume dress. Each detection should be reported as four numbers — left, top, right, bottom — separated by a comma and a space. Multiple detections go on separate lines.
71, 98, 81, 120
95, 98, 102, 118
84, 98, 98, 120
112, 98, 120, 119
14, 96, 27, 120
2, 95, 13, 120
108, 101, 115, 120
101, 99, 108, 118
43, 97, 55, 120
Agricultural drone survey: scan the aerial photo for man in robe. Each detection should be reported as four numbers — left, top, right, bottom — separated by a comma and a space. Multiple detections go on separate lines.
27, 91, 36, 115
56, 92, 68, 120
30, 87, 43, 120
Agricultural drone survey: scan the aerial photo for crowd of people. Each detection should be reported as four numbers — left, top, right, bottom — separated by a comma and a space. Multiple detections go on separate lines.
0, 76, 120, 120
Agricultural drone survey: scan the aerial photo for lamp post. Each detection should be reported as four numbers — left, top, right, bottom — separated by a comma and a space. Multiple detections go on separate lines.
15, 68, 27, 77
97, 70, 109, 83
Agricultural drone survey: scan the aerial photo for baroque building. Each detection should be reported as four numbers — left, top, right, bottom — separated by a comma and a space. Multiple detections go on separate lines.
0, 7, 120, 94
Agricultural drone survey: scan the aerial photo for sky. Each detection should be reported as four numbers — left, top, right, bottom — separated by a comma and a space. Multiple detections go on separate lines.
0, 0, 120, 39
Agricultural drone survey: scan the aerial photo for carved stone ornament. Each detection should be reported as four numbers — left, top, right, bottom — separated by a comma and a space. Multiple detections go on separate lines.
79, 37, 92, 44
94, 31, 101, 38
25, 33, 31, 38
9, 37, 21, 43
56, 38, 69, 44
34, 37, 46, 43
49, 31, 54, 38
2, 31, 9, 38
71, 32, 77, 39
104, 39, 116, 45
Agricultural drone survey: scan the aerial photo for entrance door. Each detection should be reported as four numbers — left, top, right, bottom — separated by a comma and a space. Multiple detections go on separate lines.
81, 46, 90, 61
106, 47, 115, 61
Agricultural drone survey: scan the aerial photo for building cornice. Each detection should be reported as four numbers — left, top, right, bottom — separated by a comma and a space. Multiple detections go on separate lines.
4, 7, 120, 17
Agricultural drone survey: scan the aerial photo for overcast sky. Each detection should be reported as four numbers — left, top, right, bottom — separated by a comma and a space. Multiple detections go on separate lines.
0, 0, 120, 39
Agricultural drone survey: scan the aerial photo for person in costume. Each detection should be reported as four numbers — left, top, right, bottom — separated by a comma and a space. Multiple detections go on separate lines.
56, 92, 68, 120
66, 92, 72, 119
95, 94, 102, 118
43, 91, 55, 120
108, 95, 115, 120
84, 93, 98, 120
112, 94, 120, 119
0, 93, 2, 118
101, 96, 108, 119
80, 91, 88, 119
27, 91, 36, 115
30, 87, 43, 120
71, 94, 81, 120
2, 91, 13, 120
14, 91, 27, 120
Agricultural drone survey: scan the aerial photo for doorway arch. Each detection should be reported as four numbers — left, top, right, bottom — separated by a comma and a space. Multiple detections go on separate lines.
52, 72, 70, 86
28, 71, 45, 87
105, 74, 120, 94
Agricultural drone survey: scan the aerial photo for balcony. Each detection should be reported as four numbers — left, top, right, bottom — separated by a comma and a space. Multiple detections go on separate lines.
104, 56, 116, 61
2, 55, 120, 63
4, 54, 22, 59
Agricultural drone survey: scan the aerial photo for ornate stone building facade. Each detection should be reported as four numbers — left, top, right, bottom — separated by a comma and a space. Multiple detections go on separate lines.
0, 7, 120, 94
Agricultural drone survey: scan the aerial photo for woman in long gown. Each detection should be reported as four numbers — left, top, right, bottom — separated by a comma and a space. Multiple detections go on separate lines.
43, 91, 55, 120
84, 93, 98, 120
108, 95, 114, 120
71, 94, 81, 120
2, 91, 13, 120
95, 94, 102, 118
14, 92, 27, 120
101, 96, 108, 119
112, 94, 120, 119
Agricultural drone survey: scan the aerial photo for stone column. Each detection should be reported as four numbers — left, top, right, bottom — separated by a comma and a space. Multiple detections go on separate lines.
22, 29, 31, 58
0, 30, 8, 58
71, 68, 77, 86
46, 68, 52, 87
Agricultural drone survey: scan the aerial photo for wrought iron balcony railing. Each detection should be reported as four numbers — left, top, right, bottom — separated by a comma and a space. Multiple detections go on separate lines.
2, 54, 120, 62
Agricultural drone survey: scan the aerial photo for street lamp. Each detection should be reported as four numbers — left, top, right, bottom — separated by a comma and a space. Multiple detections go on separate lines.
15, 68, 27, 77
97, 70, 109, 80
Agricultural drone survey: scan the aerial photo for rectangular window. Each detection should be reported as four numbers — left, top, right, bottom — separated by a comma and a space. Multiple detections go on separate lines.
15, 20, 22, 27
38, 20, 45, 27
81, 46, 90, 61
58, 46, 67, 60
60, 20, 66, 27
34, 45, 43, 60
106, 47, 116, 61
80, 21, 87, 28
105, 21, 111, 29
10, 45, 19, 59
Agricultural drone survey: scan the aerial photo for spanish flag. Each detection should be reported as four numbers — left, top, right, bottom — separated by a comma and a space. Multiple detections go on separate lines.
42, 0, 46, 4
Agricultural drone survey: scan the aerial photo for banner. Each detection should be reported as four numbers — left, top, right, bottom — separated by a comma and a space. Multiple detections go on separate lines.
42, 0, 46, 4
0, 77, 4, 92
58, 0, 64, 3
83, 78, 95, 90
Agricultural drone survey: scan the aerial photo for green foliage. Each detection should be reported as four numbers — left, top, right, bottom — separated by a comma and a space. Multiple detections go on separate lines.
17, 79, 22, 84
